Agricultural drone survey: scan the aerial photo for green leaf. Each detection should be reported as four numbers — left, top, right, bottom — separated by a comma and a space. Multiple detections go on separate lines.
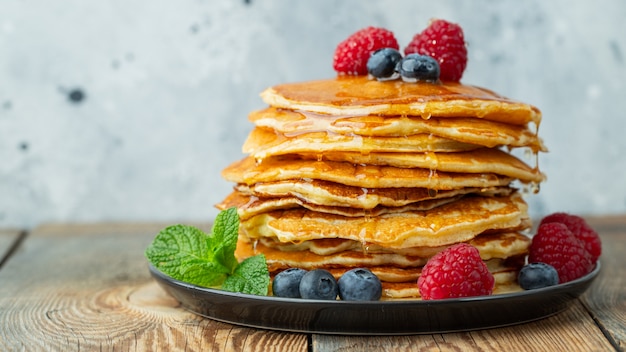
145, 224, 230, 287
145, 208, 270, 295
208, 207, 240, 274
222, 255, 270, 296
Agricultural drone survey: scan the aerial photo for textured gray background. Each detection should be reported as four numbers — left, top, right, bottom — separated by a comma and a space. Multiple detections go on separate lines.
1, 0, 625, 228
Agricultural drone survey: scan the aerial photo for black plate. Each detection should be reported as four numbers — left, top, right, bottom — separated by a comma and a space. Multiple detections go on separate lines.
149, 263, 600, 335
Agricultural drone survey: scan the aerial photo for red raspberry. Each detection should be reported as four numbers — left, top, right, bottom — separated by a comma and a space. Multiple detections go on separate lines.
404, 19, 468, 82
529, 223, 594, 283
418, 243, 494, 300
539, 212, 601, 263
333, 26, 399, 75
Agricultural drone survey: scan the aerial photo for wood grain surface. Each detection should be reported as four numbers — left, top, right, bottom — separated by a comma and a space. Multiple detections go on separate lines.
312, 301, 614, 351
0, 223, 307, 351
0, 217, 624, 352
580, 231, 626, 352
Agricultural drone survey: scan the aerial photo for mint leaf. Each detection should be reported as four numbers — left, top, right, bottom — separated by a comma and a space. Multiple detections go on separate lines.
208, 207, 239, 274
222, 254, 270, 296
145, 225, 230, 287
145, 207, 271, 295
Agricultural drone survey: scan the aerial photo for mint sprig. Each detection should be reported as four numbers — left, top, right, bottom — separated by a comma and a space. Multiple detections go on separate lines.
145, 207, 270, 295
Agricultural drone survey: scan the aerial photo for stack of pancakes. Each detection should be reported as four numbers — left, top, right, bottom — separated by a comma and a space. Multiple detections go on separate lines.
218, 76, 546, 298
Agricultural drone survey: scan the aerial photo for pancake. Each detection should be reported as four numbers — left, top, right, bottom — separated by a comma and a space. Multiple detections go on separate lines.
378, 271, 522, 299
222, 156, 514, 190
261, 76, 541, 126
244, 231, 531, 259
240, 233, 527, 299
240, 192, 530, 249
296, 148, 545, 184
243, 127, 479, 159
237, 235, 527, 273
249, 108, 546, 152
324, 257, 527, 284
235, 180, 512, 209
218, 190, 466, 219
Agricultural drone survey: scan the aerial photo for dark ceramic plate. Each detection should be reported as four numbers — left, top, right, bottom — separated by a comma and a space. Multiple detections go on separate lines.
149, 263, 600, 335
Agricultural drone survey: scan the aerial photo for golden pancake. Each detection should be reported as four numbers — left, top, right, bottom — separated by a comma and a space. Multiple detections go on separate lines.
296, 148, 545, 184
253, 240, 524, 299
240, 192, 530, 249
242, 234, 523, 279
237, 231, 530, 261
249, 108, 546, 152
222, 156, 514, 190
261, 76, 541, 126
239, 237, 433, 270
264, 267, 519, 299
243, 127, 479, 159
324, 257, 523, 284
218, 190, 465, 219
235, 180, 512, 209
378, 271, 522, 299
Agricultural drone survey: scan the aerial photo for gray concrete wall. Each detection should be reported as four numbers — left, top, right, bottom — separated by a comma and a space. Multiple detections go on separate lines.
1, 0, 625, 227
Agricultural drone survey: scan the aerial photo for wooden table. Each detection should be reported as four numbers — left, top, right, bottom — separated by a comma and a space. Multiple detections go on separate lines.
0, 217, 624, 351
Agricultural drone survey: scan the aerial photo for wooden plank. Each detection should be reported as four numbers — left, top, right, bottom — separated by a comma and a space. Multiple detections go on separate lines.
0, 218, 623, 351
581, 231, 626, 351
312, 301, 614, 351
0, 223, 308, 352
0, 228, 24, 269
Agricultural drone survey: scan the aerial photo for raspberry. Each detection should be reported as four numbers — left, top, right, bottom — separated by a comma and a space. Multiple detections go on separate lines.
418, 243, 494, 300
529, 223, 594, 283
404, 19, 468, 82
539, 212, 601, 263
333, 27, 399, 75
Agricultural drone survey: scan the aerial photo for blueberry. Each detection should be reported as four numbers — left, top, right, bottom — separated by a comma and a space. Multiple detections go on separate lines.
338, 268, 382, 301
367, 48, 403, 80
299, 269, 338, 300
518, 262, 559, 290
272, 268, 308, 298
398, 54, 440, 82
